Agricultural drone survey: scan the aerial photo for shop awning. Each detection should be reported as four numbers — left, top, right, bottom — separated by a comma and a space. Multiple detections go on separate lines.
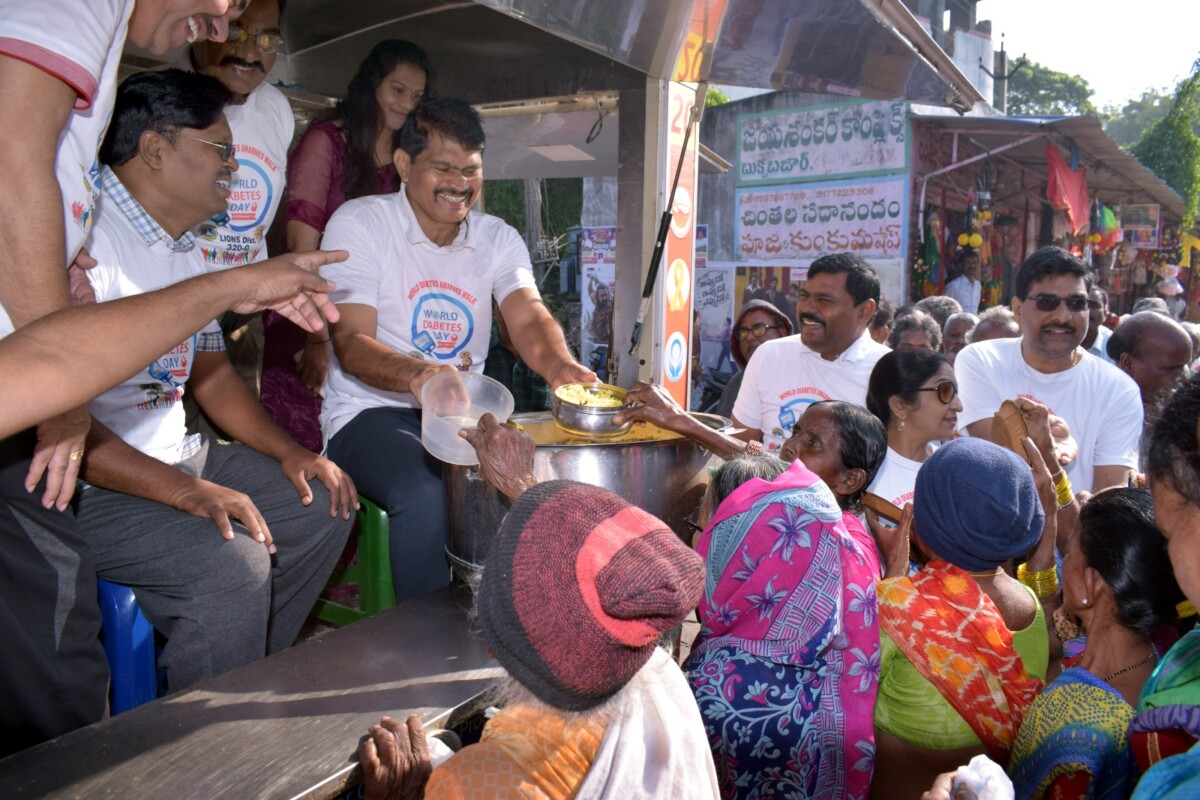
910, 112, 1186, 220
130, 0, 982, 113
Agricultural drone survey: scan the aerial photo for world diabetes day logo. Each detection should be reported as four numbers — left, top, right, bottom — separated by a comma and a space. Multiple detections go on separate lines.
409, 285, 477, 360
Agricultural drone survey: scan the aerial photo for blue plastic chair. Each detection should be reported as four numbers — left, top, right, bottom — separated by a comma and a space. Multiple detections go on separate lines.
96, 578, 160, 714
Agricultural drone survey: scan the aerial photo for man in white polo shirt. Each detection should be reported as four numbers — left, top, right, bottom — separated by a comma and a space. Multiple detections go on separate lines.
955, 246, 1142, 498
732, 253, 889, 453
321, 98, 593, 604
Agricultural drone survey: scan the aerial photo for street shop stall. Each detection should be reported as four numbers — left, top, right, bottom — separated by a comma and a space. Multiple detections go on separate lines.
124, 0, 982, 405
908, 113, 1189, 314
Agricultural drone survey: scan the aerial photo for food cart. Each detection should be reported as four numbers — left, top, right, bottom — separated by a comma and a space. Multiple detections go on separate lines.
0, 3, 986, 796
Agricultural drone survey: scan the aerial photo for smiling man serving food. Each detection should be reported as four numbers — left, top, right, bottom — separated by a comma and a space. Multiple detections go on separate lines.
319, 96, 593, 603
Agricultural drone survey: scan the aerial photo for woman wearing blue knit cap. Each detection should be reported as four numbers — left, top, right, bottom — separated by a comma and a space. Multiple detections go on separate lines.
869, 436, 1058, 799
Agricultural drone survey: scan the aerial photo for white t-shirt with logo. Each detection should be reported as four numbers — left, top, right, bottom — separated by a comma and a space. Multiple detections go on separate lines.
0, 0, 134, 336
733, 329, 890, 452
84, 196, 220, 464
320, 188, 538, 441
193, 81, 293, 268
867, 447, 925, 510
955, 337, 1142, 494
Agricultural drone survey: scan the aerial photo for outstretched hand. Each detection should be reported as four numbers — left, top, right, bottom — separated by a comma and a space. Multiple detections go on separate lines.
612, 381, 686, 427
459, 413, 538, 501
229, 249, 349, 332
359, 715, 432, 800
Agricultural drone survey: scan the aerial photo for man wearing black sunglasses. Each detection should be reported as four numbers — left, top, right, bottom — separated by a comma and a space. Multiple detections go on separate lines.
955, 246, 1142, 499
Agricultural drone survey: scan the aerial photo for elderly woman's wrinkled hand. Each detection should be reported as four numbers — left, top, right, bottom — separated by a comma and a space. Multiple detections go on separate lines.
1011, 398, 1056, 468
460, 413, 538, 501
612, 381, 685, 427
865, 502, 913, 580
359, 714, 432, 800
921, 770, 979, 800
1021, 437, 1057, 518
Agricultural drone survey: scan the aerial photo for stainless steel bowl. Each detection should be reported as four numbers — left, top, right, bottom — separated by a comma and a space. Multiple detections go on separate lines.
445, 411, 732, 579
551, 382, 632, 438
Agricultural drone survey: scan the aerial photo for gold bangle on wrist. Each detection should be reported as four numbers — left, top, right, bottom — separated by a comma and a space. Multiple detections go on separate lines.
1017, 562, 1059, 598
1053, 470, 1074, 509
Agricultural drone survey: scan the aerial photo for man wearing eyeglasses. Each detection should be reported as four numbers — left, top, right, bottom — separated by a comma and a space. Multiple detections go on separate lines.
185, 0, 293, 430
188, 0, 291, 271
72, 69, 353, 696
714, 300, 793, 418
955, 246, 1142, 497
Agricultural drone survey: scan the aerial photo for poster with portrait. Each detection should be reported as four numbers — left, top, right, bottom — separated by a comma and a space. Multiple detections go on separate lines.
693, 265, 736, 374
580, 227, 616, 381
1122, 204, 1161, 250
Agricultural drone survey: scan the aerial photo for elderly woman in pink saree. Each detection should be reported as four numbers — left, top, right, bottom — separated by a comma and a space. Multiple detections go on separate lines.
685, 455, 882, 800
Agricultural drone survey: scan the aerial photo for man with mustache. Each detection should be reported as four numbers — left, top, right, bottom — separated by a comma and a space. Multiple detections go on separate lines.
319, 98, 594, 604
188, 0, 291, 272
731, 253, 889, 452
0, 0, 251, 753
185, 0, 293, 424
955, 246, 1142, 496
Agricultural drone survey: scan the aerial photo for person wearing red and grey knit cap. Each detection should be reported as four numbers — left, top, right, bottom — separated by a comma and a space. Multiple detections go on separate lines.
357, 414, 720, 800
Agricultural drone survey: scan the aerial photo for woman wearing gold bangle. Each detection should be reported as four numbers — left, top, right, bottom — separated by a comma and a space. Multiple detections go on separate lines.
1009, 488, 1183, 800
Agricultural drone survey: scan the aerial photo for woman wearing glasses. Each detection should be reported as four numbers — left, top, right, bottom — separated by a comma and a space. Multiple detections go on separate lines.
863, 349, 960, 514
714, 300, 792, 419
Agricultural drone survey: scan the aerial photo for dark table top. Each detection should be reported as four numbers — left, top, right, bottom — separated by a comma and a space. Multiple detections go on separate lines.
0, 587, 499, 799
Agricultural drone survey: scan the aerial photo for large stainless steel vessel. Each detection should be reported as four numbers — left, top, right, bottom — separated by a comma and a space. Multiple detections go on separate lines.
444, 411, 728, 578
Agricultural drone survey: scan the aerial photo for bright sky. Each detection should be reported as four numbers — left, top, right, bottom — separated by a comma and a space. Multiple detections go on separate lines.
978, 0, 1199, 109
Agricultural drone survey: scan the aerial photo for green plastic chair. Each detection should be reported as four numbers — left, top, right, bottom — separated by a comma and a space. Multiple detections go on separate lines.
313, 496, 396, 626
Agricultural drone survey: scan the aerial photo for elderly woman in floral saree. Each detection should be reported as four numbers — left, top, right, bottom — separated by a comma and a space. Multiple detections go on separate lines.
686, 443, 883, 799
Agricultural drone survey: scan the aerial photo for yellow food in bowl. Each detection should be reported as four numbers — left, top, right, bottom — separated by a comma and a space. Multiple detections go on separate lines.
556, 384, 625, 408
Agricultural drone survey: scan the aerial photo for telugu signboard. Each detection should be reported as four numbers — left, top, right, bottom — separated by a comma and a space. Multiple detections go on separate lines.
737, 100, 908, 186
735, 175, 907, 262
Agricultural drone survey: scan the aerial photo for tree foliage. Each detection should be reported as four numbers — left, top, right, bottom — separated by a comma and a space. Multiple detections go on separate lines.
1005, 60, 1097, 117
1130, 59, 1200, 225
705, 85, 731, 107
1102, 88, 1174, 147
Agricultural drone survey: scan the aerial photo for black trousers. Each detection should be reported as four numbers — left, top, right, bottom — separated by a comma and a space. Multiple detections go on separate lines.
0, 430, 108, 757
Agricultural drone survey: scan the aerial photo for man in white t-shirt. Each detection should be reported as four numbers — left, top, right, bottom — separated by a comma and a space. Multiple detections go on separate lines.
955, 246, 1142, 501
0, 0, 251, 753
321, 98, 594, 603
74, 70, 353, 693
1083, 284, 1115, 364
186, 0, 295, 414
944, 250, 982, 314
189, 0, 291, 270
732, 253, 889, 452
